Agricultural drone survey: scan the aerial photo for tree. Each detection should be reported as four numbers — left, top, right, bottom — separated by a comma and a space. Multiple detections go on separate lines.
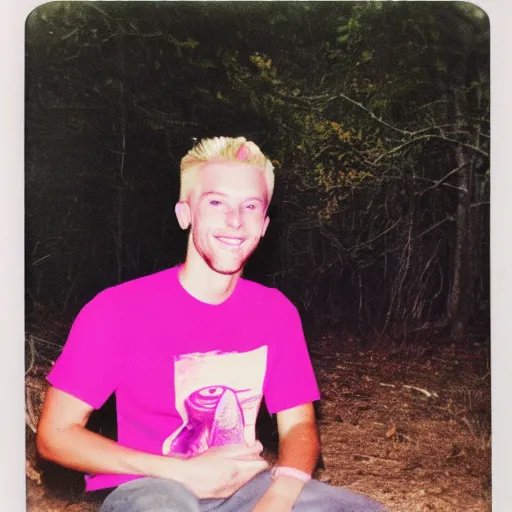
26, 2, 489, 341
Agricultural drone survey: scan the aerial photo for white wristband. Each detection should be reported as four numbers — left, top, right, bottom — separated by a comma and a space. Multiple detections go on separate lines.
270, 465, 312, 483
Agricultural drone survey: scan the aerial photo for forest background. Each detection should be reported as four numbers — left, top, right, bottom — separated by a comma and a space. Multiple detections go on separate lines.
26, 1, 490, 340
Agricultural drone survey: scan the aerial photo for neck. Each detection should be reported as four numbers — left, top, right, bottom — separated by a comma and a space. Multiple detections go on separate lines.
179, 241, 242, 305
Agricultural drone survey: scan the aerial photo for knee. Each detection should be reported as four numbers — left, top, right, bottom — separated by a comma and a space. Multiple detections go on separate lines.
298, 479, 386, 511
99, 477, 200, 512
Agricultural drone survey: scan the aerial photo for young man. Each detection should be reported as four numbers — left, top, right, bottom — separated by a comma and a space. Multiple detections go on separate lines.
37, 137, 385, 511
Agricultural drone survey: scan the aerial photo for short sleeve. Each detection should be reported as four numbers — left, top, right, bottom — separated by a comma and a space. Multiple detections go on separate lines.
47, 289, 121, 410
263, 290, 321, 414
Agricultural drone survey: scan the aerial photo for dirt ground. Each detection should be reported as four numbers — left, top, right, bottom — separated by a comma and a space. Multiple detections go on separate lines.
25, 327, 491, 512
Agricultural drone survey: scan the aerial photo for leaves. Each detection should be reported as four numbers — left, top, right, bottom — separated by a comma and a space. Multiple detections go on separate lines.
26, 2, 489, 336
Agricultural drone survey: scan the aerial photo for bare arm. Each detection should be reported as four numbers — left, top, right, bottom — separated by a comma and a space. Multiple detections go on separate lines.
253, 403, 320, 511
275, 402, 320, 473
36, 386, 182, 478
36, 386, 269, 498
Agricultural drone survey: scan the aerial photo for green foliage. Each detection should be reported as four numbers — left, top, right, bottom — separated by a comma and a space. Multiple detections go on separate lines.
26, 1, 489, 335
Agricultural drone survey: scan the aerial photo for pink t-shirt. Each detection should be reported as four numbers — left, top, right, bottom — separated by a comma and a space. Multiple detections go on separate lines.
47, 265, 321, 491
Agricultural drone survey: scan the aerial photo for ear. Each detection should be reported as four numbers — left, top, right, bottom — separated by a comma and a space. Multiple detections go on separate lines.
175, 202, 191, 230
261, 216, 270, 237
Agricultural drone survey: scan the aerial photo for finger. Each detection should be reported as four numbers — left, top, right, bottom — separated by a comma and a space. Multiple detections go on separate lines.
239, 459, 270, 471
218, 443, 263, 457
225, 440, 263, 454
234, 452, 267, 461
234, 440, 264, 458
249, 440, 264, 452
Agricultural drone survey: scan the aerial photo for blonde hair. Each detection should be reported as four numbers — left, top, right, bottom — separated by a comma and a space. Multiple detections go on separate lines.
179, 136, 275, 203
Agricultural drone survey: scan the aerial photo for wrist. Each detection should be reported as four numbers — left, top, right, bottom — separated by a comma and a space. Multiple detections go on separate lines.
141, 453, 188, 481
271, 465, 312, 484
269, 474, 306, 502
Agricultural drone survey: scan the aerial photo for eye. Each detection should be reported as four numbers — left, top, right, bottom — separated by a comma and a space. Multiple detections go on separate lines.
209, 200, 222, 206
245, 204, 257, 211
198, 386, 225, 398
188, 386, 229, 409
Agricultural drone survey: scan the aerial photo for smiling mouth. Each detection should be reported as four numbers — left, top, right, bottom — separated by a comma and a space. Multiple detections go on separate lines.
214, 236, 245, 247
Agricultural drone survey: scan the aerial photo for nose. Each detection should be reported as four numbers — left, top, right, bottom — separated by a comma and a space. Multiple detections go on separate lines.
226, 207, 242, 229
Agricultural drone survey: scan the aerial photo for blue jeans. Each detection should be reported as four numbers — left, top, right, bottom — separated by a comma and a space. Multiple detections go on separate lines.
99, 470, 386, 511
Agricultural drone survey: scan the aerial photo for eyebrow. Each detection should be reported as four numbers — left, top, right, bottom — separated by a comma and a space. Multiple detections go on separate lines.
201, 191, 265, 204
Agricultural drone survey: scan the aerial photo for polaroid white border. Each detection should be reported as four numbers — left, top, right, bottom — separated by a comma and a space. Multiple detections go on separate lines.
2, 1, 509, 510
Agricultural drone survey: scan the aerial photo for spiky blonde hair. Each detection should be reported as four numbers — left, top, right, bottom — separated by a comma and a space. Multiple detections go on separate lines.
179, 136, 275, 203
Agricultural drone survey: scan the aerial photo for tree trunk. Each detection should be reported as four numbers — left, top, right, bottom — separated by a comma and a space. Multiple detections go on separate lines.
447, 151, 471, 340
446, 90, 473, 340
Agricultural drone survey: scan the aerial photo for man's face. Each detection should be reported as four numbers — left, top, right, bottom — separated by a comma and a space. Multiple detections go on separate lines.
183, 161, 270, 275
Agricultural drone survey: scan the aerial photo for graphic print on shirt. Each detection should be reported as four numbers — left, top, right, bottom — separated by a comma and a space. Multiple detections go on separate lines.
162, 346, 268, 457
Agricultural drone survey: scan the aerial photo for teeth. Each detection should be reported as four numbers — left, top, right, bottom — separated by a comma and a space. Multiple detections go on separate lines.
216, 237, 243, 246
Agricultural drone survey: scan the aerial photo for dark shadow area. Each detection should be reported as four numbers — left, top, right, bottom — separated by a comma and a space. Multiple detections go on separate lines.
38, 395, 118, 500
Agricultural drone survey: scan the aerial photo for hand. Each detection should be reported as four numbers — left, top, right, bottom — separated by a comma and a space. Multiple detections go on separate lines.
175, 442, 269, 499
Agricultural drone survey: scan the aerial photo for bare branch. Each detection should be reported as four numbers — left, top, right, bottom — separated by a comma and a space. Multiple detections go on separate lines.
86, 2, 114, 20
420, 162, 470, 194
274, 92, 323, 110
379, 175, 465, 193
102, 31, 164, 43
335, 92, 412, 136
403, 384, 438, 398
61, 28, 78, 41
63, 42, 100, 62
327, 93, 463, 138
26, 336, 36, 376
411, 124, 460, 136
33, 254, 51, 266
428, 135, 489, 158
301, 91, 490, 160
372, 136, 430, 164
412, 215, 454, 241
372, 134, 488, 165
353, 218, 402, 250
102, 31, 198, 49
